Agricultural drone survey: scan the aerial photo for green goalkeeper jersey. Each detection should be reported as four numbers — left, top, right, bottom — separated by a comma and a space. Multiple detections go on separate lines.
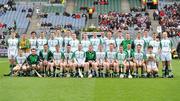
85, 51, 96, 62
121, 39, 134, 51
27, 54, 40, 65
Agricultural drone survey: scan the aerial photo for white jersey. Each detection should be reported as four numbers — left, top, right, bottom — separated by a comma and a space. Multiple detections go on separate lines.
105, 38, 115, 51
74, 50, 86, 63
8, 38, 19, 49
143, 36, 152, 44
146, 52, 156, 63
29, 38, 37, 49
90, 37, 101, 51
55, 37, 63, 48
53, 51, 63, 60
134, 39, 146, 52
48, 39, 59, 52
81, 39, 91, 52
149, 40, 160, 54
106, 51, 116, 63
100, 36, 107, 49
16, 55, 26, 66
37, 38, 47, 51
160, 39, 172, 52
96, 51, 106, 63
64, 37, 72, 47
69, 39, 79, 52
134, 52, 145, 61
115, 37, 124, 50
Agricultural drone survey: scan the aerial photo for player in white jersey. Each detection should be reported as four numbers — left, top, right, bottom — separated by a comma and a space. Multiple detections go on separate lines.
29, 31, 37, 49
54, 29, 64, 51
96, 44, 107, 77
134, 32, 146, 52
52, 45, 64, 77
143, 30, 152, 52
146, 45, 158, 77
90, 32, 101, 51
149, 32, 160, 68
63, 44, 76, 77
69, 34, 79, 52
105, 32, 115, 51
115, 31, 124, 51
116, 45, 126, 78
133, 44, 146, 77
48, 32, 59, 52
6, 32, 19, 76
13, 49, 27, 76
160, 32, 173, 78
81, 33, 91, 52
37, 32, 47, 53
106, 43, 118, 77
74, 44, 86, 77
64, 30, 72, 48
99, 32, 107, 49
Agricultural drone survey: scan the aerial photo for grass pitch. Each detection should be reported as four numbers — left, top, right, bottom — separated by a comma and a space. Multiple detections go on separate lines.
0, 58, 180, 101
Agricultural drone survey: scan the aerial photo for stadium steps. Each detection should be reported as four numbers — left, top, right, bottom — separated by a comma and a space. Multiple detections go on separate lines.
65, 0, 75, 14
148, 10, 159, 32
121, 0, 130, 13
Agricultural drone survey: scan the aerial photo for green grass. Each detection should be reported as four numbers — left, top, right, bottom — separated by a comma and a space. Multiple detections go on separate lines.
0, 58, 180, 101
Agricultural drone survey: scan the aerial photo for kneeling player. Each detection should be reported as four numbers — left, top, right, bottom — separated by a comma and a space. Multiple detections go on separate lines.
133, 44, 146, 77
74, 44, 86, 77
39, 44, 53, 77
96, 44, 107, 77
13, 49, 27, 76
125, 44, 134, 78
63, 44, 76, 77
106, 43, 118, 77
116, 45, 126, 78
53, 45, 64, 77
27, 48, 41, 76
146, 45, 158, 77
85, 44, 97, 78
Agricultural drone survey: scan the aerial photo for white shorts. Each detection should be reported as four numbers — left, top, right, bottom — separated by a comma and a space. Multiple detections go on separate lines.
76, 59, 85, 65
147, 61, 157, 69
54, 60, 60, 65
8, 48, 17, 59
161, 52, 172, 61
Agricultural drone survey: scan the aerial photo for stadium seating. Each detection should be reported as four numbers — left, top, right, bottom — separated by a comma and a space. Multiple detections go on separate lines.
73, 0, 121, 14
128, 0, 141, 8
41, 5, 64, 13
0, 0, 8, 4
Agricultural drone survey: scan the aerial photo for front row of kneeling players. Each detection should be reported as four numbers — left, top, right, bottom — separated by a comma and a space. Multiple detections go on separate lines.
12, 43, 172, 78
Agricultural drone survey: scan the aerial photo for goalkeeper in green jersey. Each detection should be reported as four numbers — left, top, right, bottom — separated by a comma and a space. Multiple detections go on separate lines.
27, 48, 40, 75
116, 45, 127, 78
85, 44, 97, 78
121, 33, 135, 51
39, 44, 53, 76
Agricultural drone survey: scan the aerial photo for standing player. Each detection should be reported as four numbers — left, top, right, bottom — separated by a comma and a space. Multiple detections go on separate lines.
19, 34, 30, 57
69, 34, 79, 52
90, 32, 101, 51
52, 45, 64, 77
55, 29, 64, 51
116, 45, 127, 78
81, 33, 91, 52
143, 30, 152, 52
133, 44, 146, 77
48, 32, 59, 52
39, 44, 53, 77
5, 32, 19, 76
29, 31, 37, 50
64, 30, 72, 48
125, 44, 135, 78
146, 45, 158, 77
96, 44, 107, 77
74, 44, 86, 77
160, 32, 173, 78
37, 32, 47, 53
121, 33, 134, 51
99, 32, 107, 49
63, 44, 76, 77
115, 31, 124, 51
106, 43, 118, 77
105, 32, 115, 51
85, 44, 97, 78
134, 32, 146, 52
13, 49, 27, 76
149, 32, 160, 69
